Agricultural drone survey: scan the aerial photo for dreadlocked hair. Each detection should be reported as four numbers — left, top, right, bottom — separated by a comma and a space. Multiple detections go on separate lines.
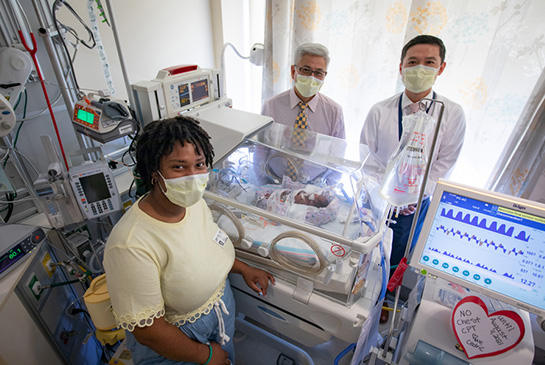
135, 116, 214, 190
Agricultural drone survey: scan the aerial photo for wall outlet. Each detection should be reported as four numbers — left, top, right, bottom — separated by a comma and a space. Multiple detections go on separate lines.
27, 273, 43, 301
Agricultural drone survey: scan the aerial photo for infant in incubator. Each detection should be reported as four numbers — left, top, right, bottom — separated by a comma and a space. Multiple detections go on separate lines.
254, 177, 340, 226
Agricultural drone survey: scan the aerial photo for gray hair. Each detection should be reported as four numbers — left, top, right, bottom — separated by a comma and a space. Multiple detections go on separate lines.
294, 43, 330, 68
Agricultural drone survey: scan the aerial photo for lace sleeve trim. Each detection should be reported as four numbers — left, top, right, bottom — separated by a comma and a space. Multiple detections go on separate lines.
169, 282, 226, 327
112, 282, 227, 331
112, 302, 165, 332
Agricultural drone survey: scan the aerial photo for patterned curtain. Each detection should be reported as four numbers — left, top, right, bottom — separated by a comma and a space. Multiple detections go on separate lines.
488, 66, 545, 201
261, 0, 545, 190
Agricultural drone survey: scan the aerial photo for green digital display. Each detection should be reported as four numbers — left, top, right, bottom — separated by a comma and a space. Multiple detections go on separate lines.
0, 243, 24, 274
77, 108, 95, 124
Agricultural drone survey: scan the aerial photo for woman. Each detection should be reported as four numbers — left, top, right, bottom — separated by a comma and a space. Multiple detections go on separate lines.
104, 116, 274, 364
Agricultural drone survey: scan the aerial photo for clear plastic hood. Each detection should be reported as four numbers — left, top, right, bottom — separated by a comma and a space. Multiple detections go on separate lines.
205, 122, 389, 306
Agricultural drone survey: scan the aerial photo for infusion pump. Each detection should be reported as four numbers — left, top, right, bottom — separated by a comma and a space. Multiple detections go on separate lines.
34, 137, 122, 228
69, 160, 121, 220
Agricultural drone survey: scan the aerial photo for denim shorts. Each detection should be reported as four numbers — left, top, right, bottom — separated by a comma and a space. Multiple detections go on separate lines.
125, 278, 236, 365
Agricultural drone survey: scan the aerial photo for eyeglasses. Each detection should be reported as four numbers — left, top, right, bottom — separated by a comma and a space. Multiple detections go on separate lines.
296, 66, 327, 79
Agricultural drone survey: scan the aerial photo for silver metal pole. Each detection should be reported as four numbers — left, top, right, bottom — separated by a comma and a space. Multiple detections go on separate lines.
37, 28, 75, 116
381, 99, 445, 360
103, 0, 136, 109
403, 99, 445, 259
31, 0, 89, 152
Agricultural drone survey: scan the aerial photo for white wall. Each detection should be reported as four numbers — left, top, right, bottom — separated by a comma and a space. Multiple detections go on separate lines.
220, 0, 265, 114
67, 0, 217, 100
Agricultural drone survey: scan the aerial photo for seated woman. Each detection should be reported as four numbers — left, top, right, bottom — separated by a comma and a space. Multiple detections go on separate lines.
104, 116, 274, 365
255, 177, 339, 226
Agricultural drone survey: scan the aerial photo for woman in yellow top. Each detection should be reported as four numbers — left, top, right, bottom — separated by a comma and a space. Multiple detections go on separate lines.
104, 116, 275, 365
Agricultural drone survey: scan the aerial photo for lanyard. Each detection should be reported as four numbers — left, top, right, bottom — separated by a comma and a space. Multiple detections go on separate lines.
397, 91, 436, 140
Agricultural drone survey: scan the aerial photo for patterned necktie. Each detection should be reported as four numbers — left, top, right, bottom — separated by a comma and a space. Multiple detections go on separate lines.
287, 102, 308, 180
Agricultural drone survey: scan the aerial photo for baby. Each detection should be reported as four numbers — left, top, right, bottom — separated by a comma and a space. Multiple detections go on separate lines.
255, 178, 339, 226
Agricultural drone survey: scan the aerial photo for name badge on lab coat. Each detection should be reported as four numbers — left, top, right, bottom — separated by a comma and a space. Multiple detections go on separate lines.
213, 229, 228, 248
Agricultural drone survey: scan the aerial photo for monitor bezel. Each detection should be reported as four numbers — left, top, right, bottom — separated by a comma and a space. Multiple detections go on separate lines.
410, 179, 545, 317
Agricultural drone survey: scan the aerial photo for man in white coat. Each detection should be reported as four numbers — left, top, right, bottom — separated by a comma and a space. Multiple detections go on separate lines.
360, 35, 466, 274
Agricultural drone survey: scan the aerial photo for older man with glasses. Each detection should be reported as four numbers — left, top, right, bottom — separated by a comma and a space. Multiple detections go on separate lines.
261, 43, 345, 140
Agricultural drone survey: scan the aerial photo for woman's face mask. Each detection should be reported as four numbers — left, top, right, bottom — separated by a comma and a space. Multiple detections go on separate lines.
157, 171, 209, 207
402, 65, 438, 93
295, 74, 323, 98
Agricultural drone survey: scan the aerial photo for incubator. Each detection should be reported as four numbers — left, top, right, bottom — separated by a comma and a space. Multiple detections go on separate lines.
203, 122, 391, 346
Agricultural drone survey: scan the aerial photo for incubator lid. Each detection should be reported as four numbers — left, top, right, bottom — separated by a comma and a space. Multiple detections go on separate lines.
250, 123, 370, 175
205, 121, 389, 306
206, 121, 389, 243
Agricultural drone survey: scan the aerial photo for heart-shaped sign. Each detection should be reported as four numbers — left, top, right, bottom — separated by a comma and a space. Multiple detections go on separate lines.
452, 296, 525, 359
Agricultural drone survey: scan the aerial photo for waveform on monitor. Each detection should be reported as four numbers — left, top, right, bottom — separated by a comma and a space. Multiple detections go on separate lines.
441, 208, 530, 242
436, 225, 525, 256
428, 246, 498, 273
475, 262, 497, 273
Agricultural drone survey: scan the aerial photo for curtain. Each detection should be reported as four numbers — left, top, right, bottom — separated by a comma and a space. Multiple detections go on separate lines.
488, 66, 545, 200
261, 0, 545, 190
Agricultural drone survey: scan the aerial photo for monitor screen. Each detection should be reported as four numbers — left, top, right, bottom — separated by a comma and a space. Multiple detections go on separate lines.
178, 83, 190, 107
411, 180, 545, 316
191, 79, 209, 102
76, 108, 95, 124
79, 173, 111, 203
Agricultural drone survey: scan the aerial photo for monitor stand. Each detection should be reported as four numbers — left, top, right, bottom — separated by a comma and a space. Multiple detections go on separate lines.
397, 276, 534, 364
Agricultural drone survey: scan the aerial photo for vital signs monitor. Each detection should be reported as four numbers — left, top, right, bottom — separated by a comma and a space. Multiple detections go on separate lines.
411, 180, 545, 317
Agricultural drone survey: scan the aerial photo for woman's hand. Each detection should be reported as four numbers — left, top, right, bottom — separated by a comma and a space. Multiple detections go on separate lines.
132, 318, 230, 363
231, 259, 275, 297
209, 342, 231, 365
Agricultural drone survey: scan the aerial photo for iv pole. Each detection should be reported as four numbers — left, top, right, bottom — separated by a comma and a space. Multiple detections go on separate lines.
380, 98, 445, 361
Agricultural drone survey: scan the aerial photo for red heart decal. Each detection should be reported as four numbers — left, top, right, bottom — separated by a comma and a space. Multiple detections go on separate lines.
452, 296, 525, 359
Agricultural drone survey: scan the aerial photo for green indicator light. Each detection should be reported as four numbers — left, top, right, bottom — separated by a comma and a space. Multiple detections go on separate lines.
421, 269, 427, 275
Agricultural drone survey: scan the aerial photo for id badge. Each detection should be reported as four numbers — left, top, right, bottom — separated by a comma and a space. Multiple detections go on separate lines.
213, 229, 228, 248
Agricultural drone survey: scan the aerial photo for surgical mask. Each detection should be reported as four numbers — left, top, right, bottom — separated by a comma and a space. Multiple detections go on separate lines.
402, 65, 438, 93
157, 171, 209, 207
295, 74, 323, 98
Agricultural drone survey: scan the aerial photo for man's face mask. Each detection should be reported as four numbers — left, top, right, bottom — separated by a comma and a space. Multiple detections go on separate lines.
295, 74, 323, 98
157, 171, 209, 208
402, 65, 438, 93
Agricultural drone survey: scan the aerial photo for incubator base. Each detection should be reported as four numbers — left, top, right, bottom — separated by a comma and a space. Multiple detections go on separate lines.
229, 244, 384, 347
233, 317, 314, 365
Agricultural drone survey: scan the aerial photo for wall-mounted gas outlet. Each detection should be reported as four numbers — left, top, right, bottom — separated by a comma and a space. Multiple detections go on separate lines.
42, 253, 55, 277
27, 273, 43, 301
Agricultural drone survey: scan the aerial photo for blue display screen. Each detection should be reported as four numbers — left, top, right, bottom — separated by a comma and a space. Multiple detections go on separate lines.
418, 191, 545, 311
191, 79, 209, 102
